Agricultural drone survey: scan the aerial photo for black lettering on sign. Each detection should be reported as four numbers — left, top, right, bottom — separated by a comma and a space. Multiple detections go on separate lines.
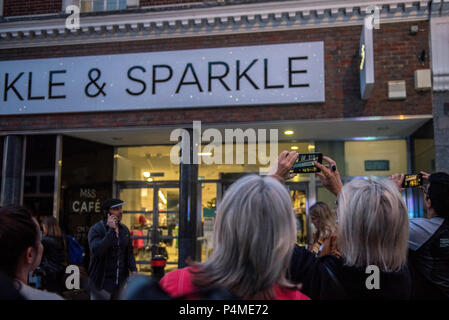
126, 66, 147, 96
208, 61, 230, 92
176, 63, 203, 94
264, 59, 284, 89
152, 65, 173, 95
27, 72, 45, 100
48, 70, 67, 99
288, 57, 309, 88
236, 59, 259, 91
4, 72, 24, 101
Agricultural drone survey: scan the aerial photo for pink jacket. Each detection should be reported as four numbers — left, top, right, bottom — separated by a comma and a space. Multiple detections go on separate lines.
159, 267, 310, 300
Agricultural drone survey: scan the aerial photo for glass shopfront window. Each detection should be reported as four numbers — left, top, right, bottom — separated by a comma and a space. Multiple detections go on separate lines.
344, 140, 408, 177
115, 145, 179, 182
116, 137, 416, 270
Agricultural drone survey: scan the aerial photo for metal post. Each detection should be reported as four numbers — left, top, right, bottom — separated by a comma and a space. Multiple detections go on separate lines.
178, 128, 199, 267
53, 135, 63, 219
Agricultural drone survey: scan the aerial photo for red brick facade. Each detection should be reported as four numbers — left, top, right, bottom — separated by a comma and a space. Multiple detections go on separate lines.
3, 0, 62, 17
0, 20, 432, 131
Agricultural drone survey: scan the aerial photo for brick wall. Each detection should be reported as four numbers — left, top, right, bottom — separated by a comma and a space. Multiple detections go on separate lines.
0, 20, 432, 131
3, 0, 62, 17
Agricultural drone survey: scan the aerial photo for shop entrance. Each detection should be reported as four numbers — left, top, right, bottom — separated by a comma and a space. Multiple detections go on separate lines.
219, 173, 310, 246
116, 181, 180, 274
286, 182, 309, 246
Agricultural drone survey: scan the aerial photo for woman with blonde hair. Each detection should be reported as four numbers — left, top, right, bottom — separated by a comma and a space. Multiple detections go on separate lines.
277, 153, 411, 299
308, 201, 339, 257
159, 153, 309, 299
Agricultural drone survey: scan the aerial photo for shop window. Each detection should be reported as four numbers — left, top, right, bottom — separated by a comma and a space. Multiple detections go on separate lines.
199, 182, 217, 262
80, 0, 127, 12
198, 142, 311, 182
23, 135, 56, 218
116, 146, 179, 181
344, 140, 408, 177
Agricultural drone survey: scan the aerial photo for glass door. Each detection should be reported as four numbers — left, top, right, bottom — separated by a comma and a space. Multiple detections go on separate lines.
286, 182, 309, 246
117, 182, 179, 275
155, 186, 179, 273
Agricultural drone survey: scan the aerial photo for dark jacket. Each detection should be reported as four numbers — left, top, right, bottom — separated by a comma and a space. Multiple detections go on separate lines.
40, 236, 66, 274
88, 219, 137, 291
408, 219, 449, 299
288, 245, 411, 300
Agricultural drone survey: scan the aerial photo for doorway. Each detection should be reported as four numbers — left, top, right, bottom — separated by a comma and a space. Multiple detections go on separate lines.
117, 181, 180, 274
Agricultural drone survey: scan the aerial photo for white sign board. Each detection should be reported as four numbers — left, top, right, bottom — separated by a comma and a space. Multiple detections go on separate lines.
0, 41, 325, 115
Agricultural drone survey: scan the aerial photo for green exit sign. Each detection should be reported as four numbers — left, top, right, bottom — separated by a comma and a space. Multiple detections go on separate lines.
365, 160, 390, 171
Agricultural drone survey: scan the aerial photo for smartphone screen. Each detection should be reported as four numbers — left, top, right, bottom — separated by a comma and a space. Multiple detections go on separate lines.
402, 173, 423, 188
290, 153, 323, 174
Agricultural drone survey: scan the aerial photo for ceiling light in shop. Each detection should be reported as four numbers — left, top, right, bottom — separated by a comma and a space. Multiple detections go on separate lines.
198, 152, 213, 156
284, 130, 294, 135
147, 178, 153, 182
291, 146, 299, 150
143, 172, 151, 178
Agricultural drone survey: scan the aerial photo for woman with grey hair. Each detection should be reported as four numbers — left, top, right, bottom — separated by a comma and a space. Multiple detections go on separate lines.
285, 155, 411, 299
159, 152, 309, 299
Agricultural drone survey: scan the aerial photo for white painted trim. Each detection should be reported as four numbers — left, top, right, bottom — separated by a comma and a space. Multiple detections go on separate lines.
0, 1, 434, 49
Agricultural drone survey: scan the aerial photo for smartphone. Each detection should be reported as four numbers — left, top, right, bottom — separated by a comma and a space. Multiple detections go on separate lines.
290, 153, 323, 174
402, 173, 423, 188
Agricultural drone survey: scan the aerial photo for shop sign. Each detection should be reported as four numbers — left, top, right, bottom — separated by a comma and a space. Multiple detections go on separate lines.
0, 41, 324, 115
360, 17, 375, 100
364, 160, 390, 171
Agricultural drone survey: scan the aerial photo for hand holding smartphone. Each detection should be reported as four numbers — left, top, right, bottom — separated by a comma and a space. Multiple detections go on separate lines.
290, 153, 323, 174
401, 173, 423, 188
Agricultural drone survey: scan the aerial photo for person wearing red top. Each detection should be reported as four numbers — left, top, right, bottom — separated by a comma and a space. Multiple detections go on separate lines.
160, 152, 309, 300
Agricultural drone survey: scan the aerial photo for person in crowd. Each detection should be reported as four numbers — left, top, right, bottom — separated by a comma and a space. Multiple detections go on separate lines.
0, 272, 25, 300
159, 152, 309, 300
273, 151, 411, 299
39, 216, 67, 295
390, 171, 449, 299
0, 206, 63, 300
88, 198, 137, 300
308, 201, 339, 257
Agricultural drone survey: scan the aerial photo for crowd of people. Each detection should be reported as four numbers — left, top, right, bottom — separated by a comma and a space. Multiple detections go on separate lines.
0, 150, 448, 300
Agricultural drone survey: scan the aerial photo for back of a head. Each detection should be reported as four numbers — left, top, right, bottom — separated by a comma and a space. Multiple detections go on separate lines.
0, 207, 39, 279
309, 201, 336, 238
428, 172, 449, 219
196, 174, 297, 299
41, 215, 63, 238
337, 178, 409, 272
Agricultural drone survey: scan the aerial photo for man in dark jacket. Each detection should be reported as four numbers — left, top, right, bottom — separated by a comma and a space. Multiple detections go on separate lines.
88, 198, 137, 300
407, 172, 449, 299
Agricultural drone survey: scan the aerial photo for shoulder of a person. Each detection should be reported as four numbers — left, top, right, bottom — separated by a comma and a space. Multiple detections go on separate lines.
120, 223, 131, 233
89, 220, 106, 234
316, 254, 342, 275
159, 267, 194, 297
19, 283, 64, 300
